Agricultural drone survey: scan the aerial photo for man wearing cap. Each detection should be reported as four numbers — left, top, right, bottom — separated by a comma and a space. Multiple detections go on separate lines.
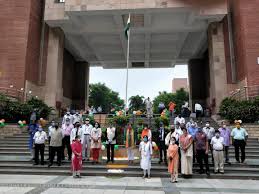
81, 118, 93, 161
231, 120, 248, 163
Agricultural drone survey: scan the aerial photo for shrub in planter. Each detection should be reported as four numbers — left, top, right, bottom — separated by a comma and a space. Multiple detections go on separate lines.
219, 97, 259, 123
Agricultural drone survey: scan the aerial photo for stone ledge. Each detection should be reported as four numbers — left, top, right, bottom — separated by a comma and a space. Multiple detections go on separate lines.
0, 125, 23, 138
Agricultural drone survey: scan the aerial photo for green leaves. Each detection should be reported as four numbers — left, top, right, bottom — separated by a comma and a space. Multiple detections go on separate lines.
219, 97, 259, 123
128, 95, 145, 112
89, 83, 124, 113
0, 93, 52, 123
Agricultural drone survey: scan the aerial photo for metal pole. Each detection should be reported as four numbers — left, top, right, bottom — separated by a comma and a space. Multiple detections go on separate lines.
125, 13, 131, 116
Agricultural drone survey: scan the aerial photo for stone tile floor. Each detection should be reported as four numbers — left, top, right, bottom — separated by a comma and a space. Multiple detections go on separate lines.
0, 174, 258, 194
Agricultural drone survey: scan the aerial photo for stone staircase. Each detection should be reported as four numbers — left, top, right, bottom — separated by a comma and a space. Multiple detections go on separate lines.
1, 130, 259, 179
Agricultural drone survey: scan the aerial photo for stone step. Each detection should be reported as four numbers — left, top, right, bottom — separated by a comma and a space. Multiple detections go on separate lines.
0, 168, 259, 180
0, 163, 258, 173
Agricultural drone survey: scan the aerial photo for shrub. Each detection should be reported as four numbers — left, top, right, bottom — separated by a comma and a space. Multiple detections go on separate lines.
219, 97, 259, 123
0, 93, 53, 123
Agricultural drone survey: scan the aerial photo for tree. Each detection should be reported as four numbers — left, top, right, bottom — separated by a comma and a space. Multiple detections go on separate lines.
153, 88, 189, 114
89, 83, 124, 113
128, 95, 145, 112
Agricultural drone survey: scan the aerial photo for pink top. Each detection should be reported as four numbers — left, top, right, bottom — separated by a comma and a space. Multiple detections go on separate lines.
62, 124, 73, 136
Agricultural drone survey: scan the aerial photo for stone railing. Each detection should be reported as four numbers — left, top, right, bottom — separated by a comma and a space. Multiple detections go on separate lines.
0, 125, 25, 139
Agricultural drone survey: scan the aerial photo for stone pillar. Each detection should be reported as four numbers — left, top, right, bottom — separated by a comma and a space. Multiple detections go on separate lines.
44, 27, 64, 108
72, 62, 89, 110
208, 22, 228, 114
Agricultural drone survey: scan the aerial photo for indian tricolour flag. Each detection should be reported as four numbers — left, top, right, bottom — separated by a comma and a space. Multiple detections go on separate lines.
124, 14, 131, 39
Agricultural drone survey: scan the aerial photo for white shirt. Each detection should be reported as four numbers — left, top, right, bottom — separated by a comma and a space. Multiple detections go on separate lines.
195, 103, 203, 112
203, 127, 215, 140
33, 131, 48, 144
81, 124, 93, 135
211, 136, 224, 150
106, 127, 116, 144
70, 127, 83, 144
73, 114, 82, 124
63, 114, 74, 124
174, 117, 185, 125
48, 126, 55, 137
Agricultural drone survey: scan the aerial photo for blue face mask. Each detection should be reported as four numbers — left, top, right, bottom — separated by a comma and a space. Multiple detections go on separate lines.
143, 137, 148, 142
38, 128, 43, 132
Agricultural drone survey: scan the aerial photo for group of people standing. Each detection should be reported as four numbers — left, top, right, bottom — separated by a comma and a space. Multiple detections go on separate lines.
155, 118, 248, 183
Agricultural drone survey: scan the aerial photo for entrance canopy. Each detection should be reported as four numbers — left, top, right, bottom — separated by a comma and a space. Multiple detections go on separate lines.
45, 4, 226, 69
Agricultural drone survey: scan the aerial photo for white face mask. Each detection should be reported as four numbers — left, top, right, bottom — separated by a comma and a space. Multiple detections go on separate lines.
215, 133, 220, 138
222, 125, 226, 128
85, 121, 89, 124
205, 124, 210, 127
170, 140, 175, 145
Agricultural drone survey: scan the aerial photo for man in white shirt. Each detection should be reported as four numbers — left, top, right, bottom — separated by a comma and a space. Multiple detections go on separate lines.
73, 112, 82, 125
174, 114, 185, 125
62, 112, 74, 125
211, 130, 225, 174
48, 120, 56, 160
195, 103, 203, 118
105, 124, 117, 163
33, 126, 48, 165
203, 121, 215, 163
81, 118, 93, 161
70, 122, 83, 144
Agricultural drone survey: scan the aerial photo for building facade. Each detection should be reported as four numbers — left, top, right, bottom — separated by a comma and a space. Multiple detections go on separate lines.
172, 78, 188, 93
0, 0, 259, 113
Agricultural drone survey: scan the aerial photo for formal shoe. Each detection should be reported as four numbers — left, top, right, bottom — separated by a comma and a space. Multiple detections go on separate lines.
33, 163, 39, 165
214, 171, 218, 174
206, 171, 210, 176
76, 175, 81, 178
199, 170, 205, 174
48, 163, 53, 168
87, 159, 90, 161
82, 159, 86, 161
57, 163, 61, 166
41, 163, 44, 166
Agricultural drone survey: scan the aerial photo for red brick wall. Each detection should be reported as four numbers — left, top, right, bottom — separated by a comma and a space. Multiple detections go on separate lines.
0, 0, 31, 89
25, 0, 44, 84
230, 0, 259, 87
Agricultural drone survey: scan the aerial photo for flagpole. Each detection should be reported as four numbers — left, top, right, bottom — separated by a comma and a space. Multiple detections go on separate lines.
125, 13, 131, 116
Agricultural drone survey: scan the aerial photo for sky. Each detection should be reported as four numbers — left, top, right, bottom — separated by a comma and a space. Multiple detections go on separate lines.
89, 65, 188, 101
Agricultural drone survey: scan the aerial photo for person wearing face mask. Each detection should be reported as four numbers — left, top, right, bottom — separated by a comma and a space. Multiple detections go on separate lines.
194, 127, 210, 175
141, 124, 152, 141
47, 120, 56, 160
105, 123, 117, 164
71, 135, 83, 178
139, 135, 153, 179
186, 118, 197, 129
81, 118, 93, 161
73, 111, 82, 125
202, 121, 215, 163
62, 112, 74, 125
91, 122, 102, 164
211, 130, 225, 174
61, 118, 73, 160
167, 137, 179, 183
179, 127, 193, 177
48, 123, 63, 167
188, 122, 198, 163
231, 120, 248, 163
70, 122, 83, 145
33, 125, 48, 165
158, 122, 167, 164
219, 121, 231, 164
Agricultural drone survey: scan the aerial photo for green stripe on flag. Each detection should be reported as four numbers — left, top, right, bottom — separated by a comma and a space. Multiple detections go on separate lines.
124, 15, 131, 39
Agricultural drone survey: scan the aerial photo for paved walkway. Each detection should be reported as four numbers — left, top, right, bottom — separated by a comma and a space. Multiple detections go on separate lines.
0, 174, 259, 194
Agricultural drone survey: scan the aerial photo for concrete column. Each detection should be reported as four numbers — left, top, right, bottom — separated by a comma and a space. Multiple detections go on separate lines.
44, 27, 64, 108
72, 62, 89, 110
208, 22, 228, 114
85, 63, 90, 110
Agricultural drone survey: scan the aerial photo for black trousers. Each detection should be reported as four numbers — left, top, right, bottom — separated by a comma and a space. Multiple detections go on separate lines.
208, 139, 214, 162
159, 140, 167, 162
62, 136, 72, 160
34, 144, 45, 164
49, 146, 62, 165
196, 149, 210, 173
234, 139, 246, 162
106, 144, 115, 162
196, 110, 202, 118
48, 137, 51, 159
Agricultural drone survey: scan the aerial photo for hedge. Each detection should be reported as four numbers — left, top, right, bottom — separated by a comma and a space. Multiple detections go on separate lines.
219, 97, 259, 123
